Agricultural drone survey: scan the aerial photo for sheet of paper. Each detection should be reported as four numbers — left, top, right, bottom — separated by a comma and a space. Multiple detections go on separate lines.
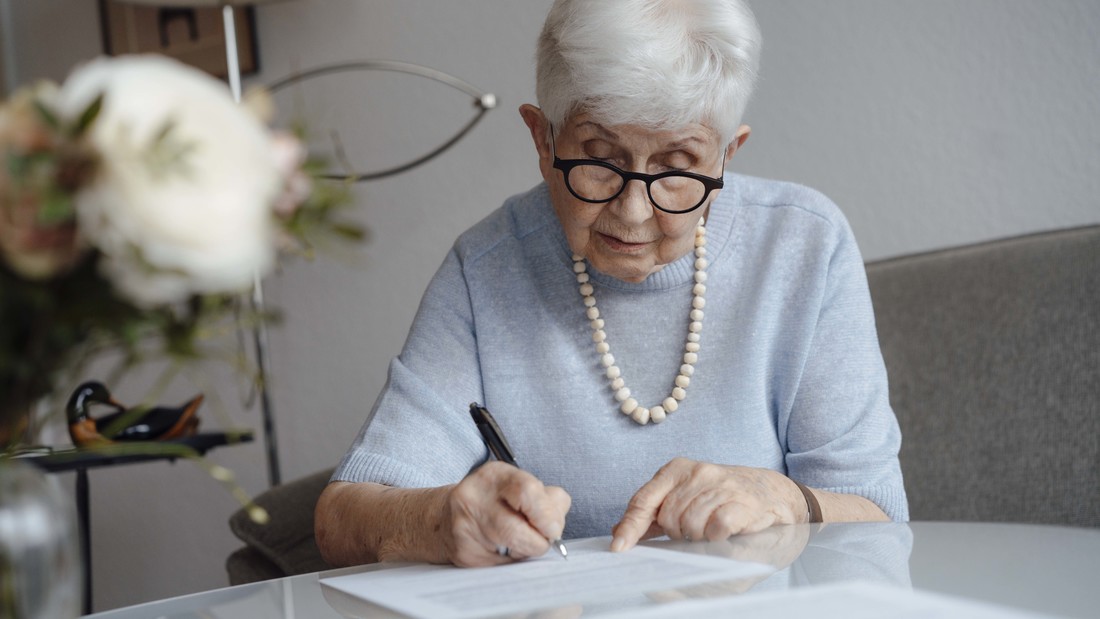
595, 580, 1065, 619
319, 537, 773, 619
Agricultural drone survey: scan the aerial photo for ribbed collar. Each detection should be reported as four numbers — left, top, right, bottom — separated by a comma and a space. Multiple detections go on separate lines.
521, 176, 739, 292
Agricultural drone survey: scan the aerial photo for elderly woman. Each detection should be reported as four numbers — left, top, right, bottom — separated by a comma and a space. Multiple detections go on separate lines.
316, 0, 907, 568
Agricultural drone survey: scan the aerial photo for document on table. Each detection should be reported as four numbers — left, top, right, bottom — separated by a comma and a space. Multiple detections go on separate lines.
594, 581, 1066, 619
319, 537, 773, 619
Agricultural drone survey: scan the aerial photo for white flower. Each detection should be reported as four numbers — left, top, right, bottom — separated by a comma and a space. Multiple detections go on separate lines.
54, 55, 282, 306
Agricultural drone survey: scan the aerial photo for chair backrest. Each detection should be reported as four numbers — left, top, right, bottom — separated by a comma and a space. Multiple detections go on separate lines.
866, 226, 1099, 527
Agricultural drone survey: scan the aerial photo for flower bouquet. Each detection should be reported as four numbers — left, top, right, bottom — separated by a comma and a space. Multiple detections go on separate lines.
0, 54, 359, 449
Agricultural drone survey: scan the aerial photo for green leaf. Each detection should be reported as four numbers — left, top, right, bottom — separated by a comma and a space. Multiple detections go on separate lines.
71, 93, 104, 138
32, 100, 60, 131
331, 222, 366, 241
37, 192, 74, 225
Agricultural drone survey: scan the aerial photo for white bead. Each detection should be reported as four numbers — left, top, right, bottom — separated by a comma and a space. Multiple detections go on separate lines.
579, 283, 593, 296
690, 309, 704, 321
675, 374, 691, 388
620, 397, 638, 414
696, 246, 707, 257
592, 329, 606, 342
687, 332, 701, 343
631, 407, 650, 425
606, 365, 621, 379
595, 341, 610, 354
693, 283, 706, 296
576, 272, 590, 283
610, 377, 625, 390
695, 236, 707, 247
583, 295, 596, 307
680, 363, 694, 376
683, 352, 698, 364
663, 397, 679, 413
694, 271, 707, 283
573, 262, 586, 273
591, 318, 605, 330
692, 296, 706, 309
572, 254, 584, 261
685, 342, 701, 353
650, 405, 666, 423
689, 321, 703, 333
672, 387, 687, 400
615, 387, 631, 402
586, 307, 600, 320
695, 258, 708, 270
601, 353, 615, 367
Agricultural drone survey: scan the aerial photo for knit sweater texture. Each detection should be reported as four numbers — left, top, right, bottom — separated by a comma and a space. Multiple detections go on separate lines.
333, 174, 909, 539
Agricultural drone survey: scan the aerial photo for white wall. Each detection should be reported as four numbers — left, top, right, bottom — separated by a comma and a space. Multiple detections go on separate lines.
2, 0, 1098, 611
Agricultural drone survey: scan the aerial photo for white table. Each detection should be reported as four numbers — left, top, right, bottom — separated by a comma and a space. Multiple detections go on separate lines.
85, 522, 1100, 618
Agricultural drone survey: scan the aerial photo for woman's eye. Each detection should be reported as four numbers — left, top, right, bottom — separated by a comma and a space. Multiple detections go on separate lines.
581, 141, 616, 160
663, 155, 694, 170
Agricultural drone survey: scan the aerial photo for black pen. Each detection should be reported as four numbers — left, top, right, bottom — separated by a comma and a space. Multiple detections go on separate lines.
469, 402, 568, 559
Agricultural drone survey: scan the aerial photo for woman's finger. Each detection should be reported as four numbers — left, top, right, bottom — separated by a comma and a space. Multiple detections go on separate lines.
678, 488, 731, 541
611, 459, 692, 551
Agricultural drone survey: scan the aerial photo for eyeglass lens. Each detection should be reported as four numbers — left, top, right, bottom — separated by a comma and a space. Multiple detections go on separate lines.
565, 164, 708, 213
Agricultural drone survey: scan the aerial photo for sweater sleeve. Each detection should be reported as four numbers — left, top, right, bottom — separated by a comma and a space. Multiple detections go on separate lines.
331, 246, 489, 489
783, 221, 910, 522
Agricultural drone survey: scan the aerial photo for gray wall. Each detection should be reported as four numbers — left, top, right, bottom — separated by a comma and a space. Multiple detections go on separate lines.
2, 0, 1097, 611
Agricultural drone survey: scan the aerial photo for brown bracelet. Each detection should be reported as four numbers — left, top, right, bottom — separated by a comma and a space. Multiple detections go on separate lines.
791, 479, 823, 523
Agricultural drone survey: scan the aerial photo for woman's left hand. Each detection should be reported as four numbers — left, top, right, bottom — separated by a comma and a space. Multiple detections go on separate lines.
610, 458, 806, 552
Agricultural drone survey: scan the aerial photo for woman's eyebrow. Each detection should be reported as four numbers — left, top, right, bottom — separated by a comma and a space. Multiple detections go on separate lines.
574, 121, 711, 152
574, 120, 618, 139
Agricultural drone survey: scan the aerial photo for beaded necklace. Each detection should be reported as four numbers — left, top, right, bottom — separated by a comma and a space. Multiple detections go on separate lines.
572, 218, 708, 425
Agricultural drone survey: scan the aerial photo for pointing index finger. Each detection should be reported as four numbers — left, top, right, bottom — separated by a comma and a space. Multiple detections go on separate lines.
611, 464, 681, 552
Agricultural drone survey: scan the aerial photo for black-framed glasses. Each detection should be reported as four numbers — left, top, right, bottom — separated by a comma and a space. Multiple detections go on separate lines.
550, 132, 724, 214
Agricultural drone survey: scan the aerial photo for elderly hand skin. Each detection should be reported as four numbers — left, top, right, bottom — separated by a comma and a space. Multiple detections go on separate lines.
610, 458, 890, 552
445, 462, 571, 566
315, 462, 570, 568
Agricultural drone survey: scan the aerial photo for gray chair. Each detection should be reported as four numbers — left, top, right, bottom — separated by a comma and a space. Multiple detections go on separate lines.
226, 225, 1100, 585
866, 225, 1100, 527
226, 468, 334, 585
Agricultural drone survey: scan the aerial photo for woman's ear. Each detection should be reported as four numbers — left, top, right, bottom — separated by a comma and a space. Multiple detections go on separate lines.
519, 104, 552, 158
725, 124, 752, 164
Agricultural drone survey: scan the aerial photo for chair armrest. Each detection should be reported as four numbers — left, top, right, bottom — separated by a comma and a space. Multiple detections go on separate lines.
226, 467, 335, 583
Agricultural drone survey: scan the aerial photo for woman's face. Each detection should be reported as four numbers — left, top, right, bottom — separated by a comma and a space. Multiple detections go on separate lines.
520, 106, 748, 283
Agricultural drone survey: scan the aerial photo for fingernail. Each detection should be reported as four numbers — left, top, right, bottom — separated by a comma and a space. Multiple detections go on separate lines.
611, 536, 626, 552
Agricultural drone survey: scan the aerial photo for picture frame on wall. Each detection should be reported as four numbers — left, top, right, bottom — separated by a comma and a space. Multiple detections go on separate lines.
97, 0, 259, 78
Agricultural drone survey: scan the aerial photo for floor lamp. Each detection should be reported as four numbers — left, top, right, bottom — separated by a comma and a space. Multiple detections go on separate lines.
122, 0, 497, 489
221, 2, 282, 487
123, 0, 284, 487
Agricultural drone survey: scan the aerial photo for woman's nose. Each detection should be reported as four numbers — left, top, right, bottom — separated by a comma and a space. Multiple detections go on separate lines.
610, 178, 653, 223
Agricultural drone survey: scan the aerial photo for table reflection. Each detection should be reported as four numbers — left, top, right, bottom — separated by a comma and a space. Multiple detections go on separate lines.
318, 523, 913, 618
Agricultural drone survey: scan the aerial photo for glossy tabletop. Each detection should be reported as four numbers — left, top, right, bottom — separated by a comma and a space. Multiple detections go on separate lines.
86, 522, 1100, 619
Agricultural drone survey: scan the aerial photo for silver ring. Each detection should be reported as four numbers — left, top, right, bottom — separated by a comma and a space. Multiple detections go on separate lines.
496, 545, 510, 557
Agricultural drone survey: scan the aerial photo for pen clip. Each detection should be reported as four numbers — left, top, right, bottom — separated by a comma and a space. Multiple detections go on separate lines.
469, 402, 517, 466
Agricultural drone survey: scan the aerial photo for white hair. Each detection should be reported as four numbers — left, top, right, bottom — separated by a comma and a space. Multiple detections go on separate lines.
536, 0, 762, 146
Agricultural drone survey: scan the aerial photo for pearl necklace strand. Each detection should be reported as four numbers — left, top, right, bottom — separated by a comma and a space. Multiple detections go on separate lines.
573, 218, 708, 425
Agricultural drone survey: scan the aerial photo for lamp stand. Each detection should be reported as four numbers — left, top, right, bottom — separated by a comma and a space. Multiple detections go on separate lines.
223, 5, 281, 488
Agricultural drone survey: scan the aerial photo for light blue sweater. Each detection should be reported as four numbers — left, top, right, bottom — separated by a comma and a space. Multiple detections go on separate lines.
334, 174, 909, 538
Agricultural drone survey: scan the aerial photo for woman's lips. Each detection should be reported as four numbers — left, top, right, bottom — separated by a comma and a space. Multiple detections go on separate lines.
597, 231, 653, 253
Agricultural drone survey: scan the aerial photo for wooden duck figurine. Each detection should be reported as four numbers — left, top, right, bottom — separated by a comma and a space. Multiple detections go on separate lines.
66, 381, 203, 447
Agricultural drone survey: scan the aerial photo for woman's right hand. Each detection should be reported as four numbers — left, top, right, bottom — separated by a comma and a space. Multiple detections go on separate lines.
444, 461, 571, 567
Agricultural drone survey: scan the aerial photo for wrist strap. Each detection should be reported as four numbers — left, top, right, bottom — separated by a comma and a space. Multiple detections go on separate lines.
791, 479, 823, 523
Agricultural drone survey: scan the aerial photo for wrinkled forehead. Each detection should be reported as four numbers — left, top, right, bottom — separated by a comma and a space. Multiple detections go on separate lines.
559, 111, 723, 151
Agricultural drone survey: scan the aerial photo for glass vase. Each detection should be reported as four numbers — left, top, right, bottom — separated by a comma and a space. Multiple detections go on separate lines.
0, 457, 81, 618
